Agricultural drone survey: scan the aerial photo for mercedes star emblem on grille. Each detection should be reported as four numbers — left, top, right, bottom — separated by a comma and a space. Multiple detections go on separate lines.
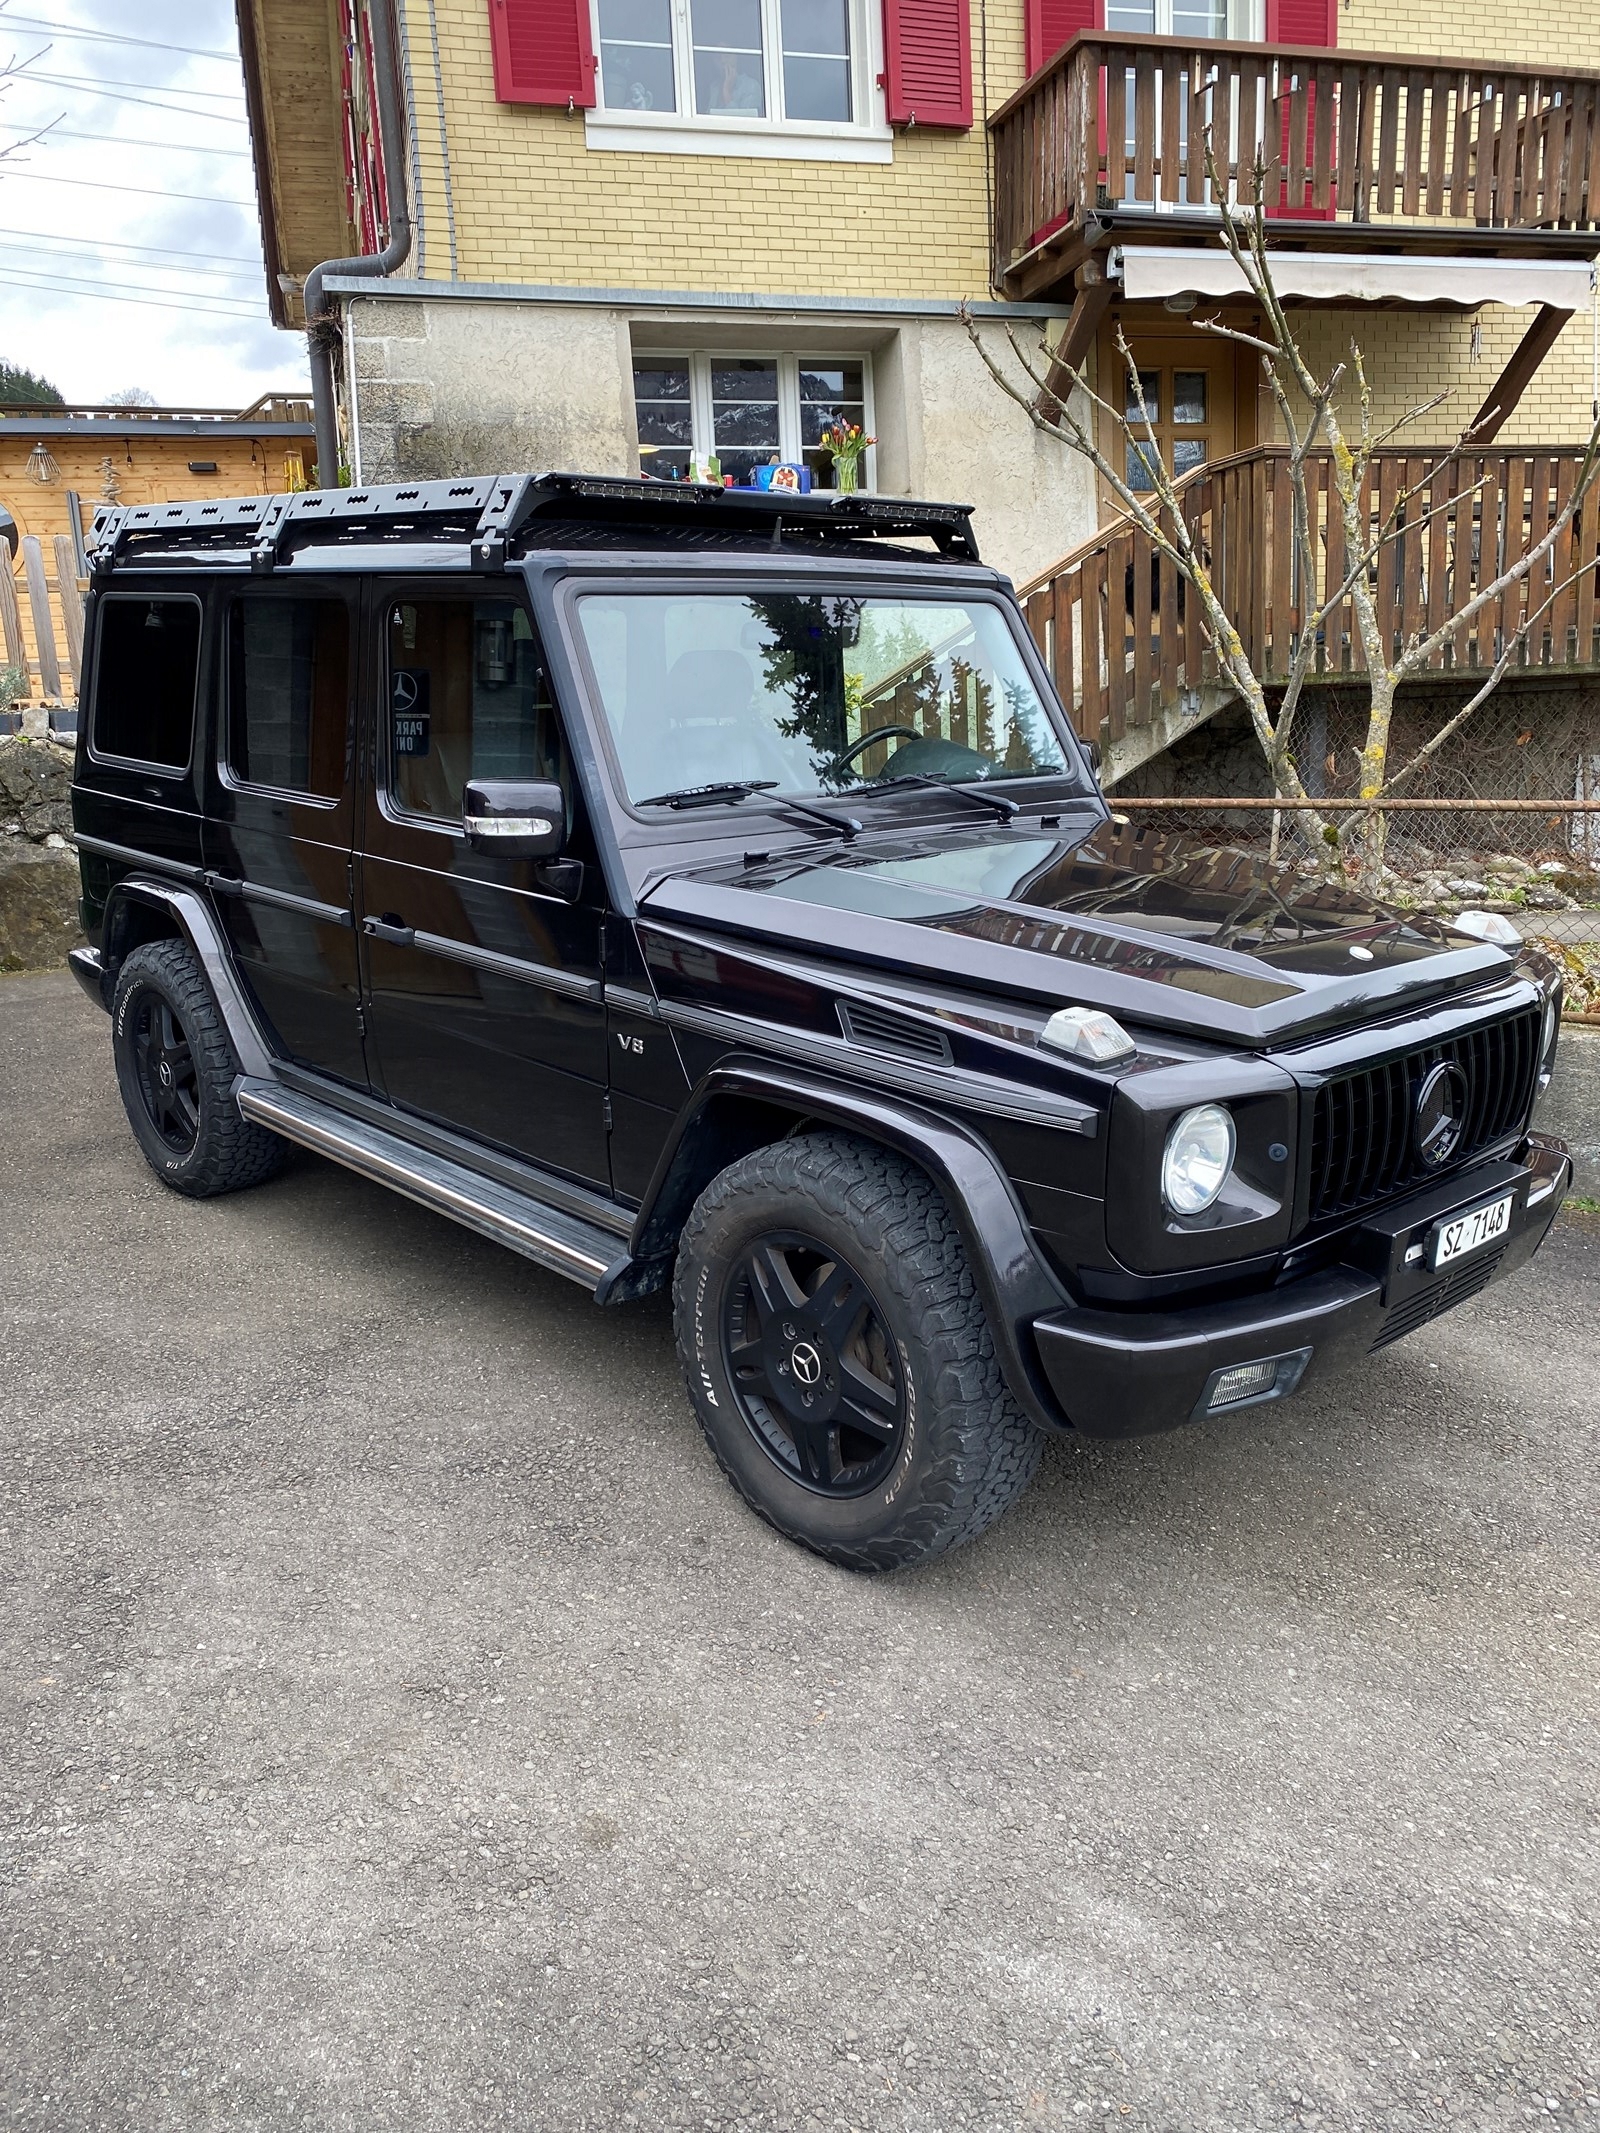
1414, 1060, 1469, 1169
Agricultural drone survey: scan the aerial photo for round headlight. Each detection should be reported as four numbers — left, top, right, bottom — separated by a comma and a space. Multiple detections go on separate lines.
1162, 1103, 1236, 1216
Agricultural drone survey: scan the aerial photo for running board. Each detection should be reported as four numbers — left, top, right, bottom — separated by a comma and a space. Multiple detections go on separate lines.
236, 1077, 640, 1298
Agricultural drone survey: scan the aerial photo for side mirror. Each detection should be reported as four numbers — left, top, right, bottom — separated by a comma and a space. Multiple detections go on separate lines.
463, 777, 566, 858
1085, 736, 1102, 778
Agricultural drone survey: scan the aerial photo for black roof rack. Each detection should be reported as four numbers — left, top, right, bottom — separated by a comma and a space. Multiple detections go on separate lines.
88, 471, 981, 575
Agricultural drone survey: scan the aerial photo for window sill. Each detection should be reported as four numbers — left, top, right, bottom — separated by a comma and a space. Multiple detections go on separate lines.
584, 110, 893, 164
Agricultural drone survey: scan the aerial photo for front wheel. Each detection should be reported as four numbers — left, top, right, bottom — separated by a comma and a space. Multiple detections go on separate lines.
673, 1133, 1043, 1572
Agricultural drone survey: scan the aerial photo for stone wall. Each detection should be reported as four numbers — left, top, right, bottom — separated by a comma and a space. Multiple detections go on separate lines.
0, 738, 81, 973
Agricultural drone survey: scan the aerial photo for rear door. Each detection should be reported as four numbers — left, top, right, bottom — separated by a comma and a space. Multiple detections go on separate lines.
355, 582, 610, 1187
202, 581, 365, 1085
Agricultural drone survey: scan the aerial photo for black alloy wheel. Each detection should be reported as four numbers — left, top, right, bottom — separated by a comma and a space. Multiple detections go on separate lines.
721, 1231, 907, 1497
674, 1133, 1045, 1572
127, 987, 201, 1157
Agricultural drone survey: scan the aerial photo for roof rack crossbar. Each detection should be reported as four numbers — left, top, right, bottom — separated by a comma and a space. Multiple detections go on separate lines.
85, 472, 981, 572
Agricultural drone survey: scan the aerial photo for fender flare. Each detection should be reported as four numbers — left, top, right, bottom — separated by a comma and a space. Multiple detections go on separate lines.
629, 1056, 1077, 1434
100, 876, 278, 1081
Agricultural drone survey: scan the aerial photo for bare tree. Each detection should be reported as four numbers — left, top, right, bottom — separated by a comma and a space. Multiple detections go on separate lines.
0, 5, 58, 170
967, 154, 1600, 891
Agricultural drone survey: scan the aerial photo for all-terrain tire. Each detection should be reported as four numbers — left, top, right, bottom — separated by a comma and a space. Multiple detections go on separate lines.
111, 938, 287, 1198
673, 1132, 1043, 1572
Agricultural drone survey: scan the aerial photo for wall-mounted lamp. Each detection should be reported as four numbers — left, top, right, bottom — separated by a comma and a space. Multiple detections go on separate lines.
25, 441, 60, 485
1163, 291, 1199, 315
187, 460, 219, 474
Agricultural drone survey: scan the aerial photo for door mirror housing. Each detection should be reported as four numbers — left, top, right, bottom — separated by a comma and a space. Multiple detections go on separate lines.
462, 778, 566, 858
1085, 736, 1102, 779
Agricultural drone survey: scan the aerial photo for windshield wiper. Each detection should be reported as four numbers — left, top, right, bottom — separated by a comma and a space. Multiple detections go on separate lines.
773, 795, 861, 841
636, 780, 780, 808
867, 772, 1019, 823
636, 779, 859, 839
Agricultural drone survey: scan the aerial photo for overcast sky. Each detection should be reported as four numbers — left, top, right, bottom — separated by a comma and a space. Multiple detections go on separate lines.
0, 0, 309, 409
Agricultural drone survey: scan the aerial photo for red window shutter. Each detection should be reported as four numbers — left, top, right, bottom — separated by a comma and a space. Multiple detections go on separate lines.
487, 0, 596, 108
1266, 0, 1334, 217
1025, 0, 1099, 80
881, 0, 972, 129
1265, 0, 1336, 46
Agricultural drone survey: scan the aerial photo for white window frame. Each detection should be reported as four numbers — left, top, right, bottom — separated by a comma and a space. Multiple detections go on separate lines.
634, 349, 876, 491
1103, 0, 1261, 32
586, 0, 892, 162
1106, 0, 1266, 212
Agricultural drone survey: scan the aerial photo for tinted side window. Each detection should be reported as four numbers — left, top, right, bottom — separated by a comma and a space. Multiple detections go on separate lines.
91, 596, 201, 769
227, 597, 349, 798
386, 595, 566, 824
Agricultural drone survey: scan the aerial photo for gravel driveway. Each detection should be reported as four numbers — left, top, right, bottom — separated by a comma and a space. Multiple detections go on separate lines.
2, 969, 1597, 2133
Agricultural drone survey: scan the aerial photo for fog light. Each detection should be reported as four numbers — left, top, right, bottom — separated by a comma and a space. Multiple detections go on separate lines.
1193, 1347, 1312, 1422
1210, 1359, 1279, 1407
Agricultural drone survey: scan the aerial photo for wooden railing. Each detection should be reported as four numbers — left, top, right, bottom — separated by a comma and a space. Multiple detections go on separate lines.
991, 33, 1600, 285
1019, 445, 1600, 752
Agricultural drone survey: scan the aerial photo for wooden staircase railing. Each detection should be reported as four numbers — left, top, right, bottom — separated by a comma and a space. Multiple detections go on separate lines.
1019, 444, 1600, 756
991, 33, 1600, 291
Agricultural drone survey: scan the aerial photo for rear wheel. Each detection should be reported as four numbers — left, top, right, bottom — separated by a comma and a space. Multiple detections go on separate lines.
111, 939, 286, 1197
673, 1133, 1042, 1572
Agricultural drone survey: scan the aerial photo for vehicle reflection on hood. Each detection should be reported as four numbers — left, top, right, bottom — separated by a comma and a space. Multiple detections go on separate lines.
709, 814, 1471, 986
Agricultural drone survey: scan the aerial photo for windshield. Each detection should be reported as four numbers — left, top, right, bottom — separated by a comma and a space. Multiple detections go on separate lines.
574, 592, 1080, 806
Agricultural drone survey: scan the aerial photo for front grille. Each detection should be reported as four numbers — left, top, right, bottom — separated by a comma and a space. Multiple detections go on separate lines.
1371, 1243, 1508, 1350
1307, 1006, 1540, 1225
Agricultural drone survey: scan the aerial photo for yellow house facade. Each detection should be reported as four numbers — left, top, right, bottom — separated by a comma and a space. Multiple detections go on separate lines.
237, 0, 1600, 585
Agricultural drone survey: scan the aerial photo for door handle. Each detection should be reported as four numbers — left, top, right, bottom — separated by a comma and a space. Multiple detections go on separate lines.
362, 914, 415, 945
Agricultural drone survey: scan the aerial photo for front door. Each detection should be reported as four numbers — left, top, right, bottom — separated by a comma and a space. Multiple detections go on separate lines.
1097, 323, 1253, 515
203, 581, 365, 1085
355, 584, 611, 1188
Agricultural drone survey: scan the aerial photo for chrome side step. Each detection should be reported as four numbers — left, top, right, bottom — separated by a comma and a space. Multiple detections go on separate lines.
236, 1077, 631, 1295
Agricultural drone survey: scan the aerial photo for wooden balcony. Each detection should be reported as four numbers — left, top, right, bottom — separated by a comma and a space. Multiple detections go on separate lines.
1018, 444, 1600, 778
990, 33, 1600, 300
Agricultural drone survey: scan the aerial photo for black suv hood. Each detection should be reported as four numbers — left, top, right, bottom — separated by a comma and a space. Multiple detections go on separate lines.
639, 815, 1516, 1047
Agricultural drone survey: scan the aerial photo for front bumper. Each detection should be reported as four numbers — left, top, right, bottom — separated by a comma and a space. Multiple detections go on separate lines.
1033, 1135, 1571, 1439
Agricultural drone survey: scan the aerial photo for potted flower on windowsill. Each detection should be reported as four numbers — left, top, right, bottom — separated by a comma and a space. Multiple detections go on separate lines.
820, 421, 875, 495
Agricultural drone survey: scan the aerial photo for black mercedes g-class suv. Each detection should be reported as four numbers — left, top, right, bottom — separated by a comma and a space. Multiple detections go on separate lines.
70, 473, 1569, 1570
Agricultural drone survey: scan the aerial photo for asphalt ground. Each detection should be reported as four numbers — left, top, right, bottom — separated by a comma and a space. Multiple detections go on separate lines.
2, 968, 1597, 2133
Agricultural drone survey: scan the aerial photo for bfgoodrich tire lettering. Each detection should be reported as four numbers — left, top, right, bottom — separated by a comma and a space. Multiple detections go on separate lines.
111, 939, 287, 1198
673, 1132, 1043, 1572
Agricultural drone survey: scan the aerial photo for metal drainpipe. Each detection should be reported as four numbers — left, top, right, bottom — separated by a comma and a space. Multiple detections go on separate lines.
304, 0, 412, 486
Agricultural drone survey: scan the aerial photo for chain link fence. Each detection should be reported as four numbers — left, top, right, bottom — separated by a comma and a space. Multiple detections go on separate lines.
1111, 684, 1600, 1017
1109, 797, 1600, 1018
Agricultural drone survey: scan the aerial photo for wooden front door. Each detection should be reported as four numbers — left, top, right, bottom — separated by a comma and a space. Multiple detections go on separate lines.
1096, 323, 1256, 517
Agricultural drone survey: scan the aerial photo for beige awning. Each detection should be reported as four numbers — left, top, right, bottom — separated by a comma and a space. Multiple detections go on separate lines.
1111, 244, 1595, 311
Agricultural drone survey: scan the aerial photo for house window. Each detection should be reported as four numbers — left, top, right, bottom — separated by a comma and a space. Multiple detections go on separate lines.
1104, 1, 1257, 30
633, 352, 872, 489
590, 0, 883, 155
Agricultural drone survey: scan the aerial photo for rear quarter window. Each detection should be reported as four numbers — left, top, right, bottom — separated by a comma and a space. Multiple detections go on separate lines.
90, 594, 202, 771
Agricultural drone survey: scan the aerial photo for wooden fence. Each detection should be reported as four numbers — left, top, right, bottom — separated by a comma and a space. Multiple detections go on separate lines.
0, 535, 86, 703
1019, 444, 1600, 749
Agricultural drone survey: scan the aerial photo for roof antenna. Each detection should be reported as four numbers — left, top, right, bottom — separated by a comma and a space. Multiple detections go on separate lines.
770, 513, 783, 547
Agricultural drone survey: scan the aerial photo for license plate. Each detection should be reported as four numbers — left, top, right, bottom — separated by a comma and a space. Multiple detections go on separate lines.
1430, 1192, 1514, 1270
